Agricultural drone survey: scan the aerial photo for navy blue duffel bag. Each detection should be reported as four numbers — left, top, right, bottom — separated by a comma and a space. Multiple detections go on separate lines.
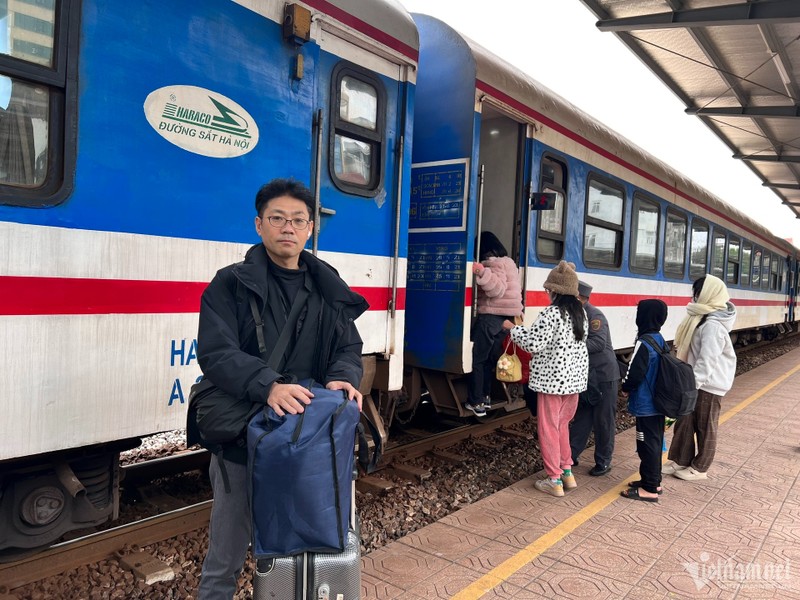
247, 380, 362, 559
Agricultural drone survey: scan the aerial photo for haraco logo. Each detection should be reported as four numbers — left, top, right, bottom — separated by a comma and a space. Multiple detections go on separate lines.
144, 85, 259, 158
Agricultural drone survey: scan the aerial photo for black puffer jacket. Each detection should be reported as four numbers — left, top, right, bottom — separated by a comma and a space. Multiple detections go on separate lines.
198, 243, 368, 409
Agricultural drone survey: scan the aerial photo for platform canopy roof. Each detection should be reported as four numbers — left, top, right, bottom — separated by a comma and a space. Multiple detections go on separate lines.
578, 0, 800, 224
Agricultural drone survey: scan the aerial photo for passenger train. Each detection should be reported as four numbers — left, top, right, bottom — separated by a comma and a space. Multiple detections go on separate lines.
0, 0, 797, 555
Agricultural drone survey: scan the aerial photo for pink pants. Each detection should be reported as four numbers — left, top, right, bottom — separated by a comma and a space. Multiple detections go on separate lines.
537, 392, 579, 479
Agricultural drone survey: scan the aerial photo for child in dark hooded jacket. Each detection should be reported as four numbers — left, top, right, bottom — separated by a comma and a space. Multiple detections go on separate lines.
619, 299, 668, 502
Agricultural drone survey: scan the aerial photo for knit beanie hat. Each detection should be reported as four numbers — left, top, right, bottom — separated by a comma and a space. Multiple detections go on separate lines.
543, 260, 579, 297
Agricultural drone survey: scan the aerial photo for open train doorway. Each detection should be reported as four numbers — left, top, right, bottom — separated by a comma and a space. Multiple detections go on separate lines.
474, 105, 528, 299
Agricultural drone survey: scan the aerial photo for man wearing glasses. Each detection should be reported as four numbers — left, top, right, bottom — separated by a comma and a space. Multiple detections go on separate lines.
196, 178, 368, 599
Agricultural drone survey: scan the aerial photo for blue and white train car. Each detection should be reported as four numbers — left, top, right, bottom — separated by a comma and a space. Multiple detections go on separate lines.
401, 14, 799, 418
0, 0, 416, 555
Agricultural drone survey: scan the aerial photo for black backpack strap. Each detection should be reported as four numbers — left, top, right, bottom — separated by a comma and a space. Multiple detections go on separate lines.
247, 287, 310, 370
641, 334, 667, 355
248, 293, 268, 361
638, 335, 664, 398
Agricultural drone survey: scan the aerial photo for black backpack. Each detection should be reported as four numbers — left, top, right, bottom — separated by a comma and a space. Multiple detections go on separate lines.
640, 335, 698, 418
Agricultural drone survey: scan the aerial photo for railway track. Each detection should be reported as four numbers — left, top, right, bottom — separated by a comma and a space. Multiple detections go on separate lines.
0, 504, 212, 591
0, 410, 531, 592
4, 332, 797, 595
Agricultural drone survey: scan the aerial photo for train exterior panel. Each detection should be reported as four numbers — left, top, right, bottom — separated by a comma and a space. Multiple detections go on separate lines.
1, 1, 796, 556
404, 14, 797, 408
0, 0, 417, 553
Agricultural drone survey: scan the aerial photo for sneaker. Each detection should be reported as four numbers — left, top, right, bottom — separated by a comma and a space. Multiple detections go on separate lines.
464, 402, 487, 417
661, 461, 688, 475
561, 470, 577, 490
482, 395, 492, 409
534, 477, 565, 497
673, 466, 708, 481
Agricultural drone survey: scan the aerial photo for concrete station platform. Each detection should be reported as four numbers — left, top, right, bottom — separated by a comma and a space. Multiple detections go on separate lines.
360, 346, 800, 599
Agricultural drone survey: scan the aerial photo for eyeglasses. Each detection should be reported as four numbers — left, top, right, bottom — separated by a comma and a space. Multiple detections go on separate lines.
263, 215, 310, 230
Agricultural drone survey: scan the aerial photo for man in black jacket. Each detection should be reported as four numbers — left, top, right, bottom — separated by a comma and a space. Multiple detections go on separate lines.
196, 179, 368, 600
569, 281, 619, 476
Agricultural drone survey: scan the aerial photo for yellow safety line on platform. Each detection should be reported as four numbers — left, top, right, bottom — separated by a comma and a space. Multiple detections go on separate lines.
719, 360, 800, 425
451, 357, 800, 599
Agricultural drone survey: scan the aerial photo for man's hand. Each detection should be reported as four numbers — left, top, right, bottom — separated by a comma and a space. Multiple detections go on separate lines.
267, 383, 314, 416
326, 380, 363, 411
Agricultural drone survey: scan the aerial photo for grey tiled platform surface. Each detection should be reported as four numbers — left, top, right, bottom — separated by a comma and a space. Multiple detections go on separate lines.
360, 348, 800, 599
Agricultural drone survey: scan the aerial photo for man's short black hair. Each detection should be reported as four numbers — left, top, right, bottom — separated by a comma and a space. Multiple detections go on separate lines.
255, 179, 315, 218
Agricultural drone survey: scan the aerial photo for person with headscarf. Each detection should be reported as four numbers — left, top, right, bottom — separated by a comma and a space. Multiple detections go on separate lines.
662, 275, 737, 481
466, 231, 523, 417
504, 260, 588, 497
619, 299, 669, 502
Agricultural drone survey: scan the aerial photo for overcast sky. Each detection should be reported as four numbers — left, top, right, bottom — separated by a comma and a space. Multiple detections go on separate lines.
398, 0, 800, 246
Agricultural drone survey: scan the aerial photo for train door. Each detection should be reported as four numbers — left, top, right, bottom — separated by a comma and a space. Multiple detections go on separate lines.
403, 101, 528, 415
473, 106, 528, 292
310, 28, 413, 397
789, 254, 798, 324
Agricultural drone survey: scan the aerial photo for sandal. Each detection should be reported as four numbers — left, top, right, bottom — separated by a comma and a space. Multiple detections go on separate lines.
627, 480, 663, 494
620, 487, 659, 503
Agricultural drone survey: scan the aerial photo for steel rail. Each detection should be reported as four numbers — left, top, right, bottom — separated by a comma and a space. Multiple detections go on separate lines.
0, 502, 212, 590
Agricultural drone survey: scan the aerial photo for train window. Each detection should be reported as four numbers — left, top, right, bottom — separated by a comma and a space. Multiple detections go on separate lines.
329, 63, 386, 196
0, 0, 74, 205
689, 220, 709, 279
537, 156, 566, 262
752, 249, 762, 287
630, 194, 659, 273
726, 238, 740, 285
741, 243, 752, 286
710, 231, 726, 280
664, 210, 687, 278
761, 251, 771, 289
584, 177, 624, 268
771, 255, 780, 290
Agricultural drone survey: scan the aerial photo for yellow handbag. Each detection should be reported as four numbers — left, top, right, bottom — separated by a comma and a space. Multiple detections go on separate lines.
496, 338, 523, 383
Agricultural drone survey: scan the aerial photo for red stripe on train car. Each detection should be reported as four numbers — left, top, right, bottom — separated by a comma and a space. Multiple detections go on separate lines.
463, 288, 785, 308
0, 276, 403, 315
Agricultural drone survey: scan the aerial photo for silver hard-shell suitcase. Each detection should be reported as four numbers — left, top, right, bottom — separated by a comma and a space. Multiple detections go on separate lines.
253, 527, 360, 600
253, 482, 360, 600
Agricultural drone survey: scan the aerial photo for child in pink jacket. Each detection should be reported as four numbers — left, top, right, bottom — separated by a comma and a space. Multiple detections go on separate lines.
467, 232, 523, 416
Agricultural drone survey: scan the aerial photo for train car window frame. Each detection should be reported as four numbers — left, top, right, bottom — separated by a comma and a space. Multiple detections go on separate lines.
689, 219, 709, 280
741, 242, 752, 287
726, 236, 740, 285
536, 154, 567, 263
629, 193, 660, 275
583, 175, 625, 270
770, 254, 780, 291
761, 251, 771, 290
710, 229, 726, 281
328, 62, 387, 197
0, 0, 78, 207
663, 208, 687, 279
752, 248, 762, 288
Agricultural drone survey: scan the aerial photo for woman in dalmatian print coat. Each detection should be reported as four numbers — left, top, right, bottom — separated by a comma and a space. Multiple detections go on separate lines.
504, 261, 588, 498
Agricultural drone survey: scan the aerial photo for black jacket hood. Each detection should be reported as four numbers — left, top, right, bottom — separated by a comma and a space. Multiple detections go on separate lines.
636, 298, 668, 335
